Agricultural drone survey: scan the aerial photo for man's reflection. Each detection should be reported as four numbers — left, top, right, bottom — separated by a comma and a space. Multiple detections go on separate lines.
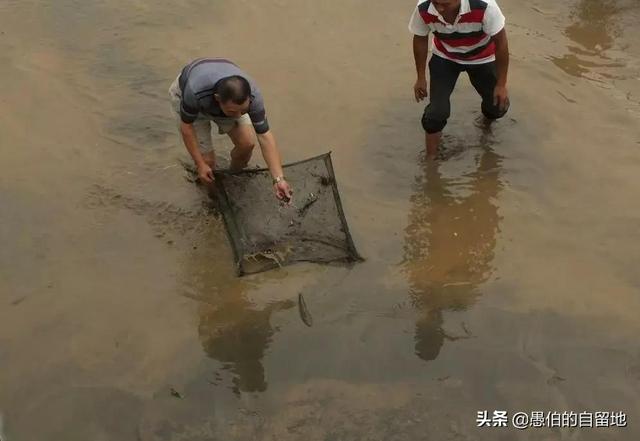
197, 289, 293, 394
403, 138, 503, 362
183, 221, 293, 395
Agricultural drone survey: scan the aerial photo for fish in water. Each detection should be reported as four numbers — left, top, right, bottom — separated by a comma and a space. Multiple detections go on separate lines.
298, 293, 313, 327
169, 387, 183, 399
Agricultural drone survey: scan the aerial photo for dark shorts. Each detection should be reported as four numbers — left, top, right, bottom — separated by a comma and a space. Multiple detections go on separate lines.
422, 55, 509, 134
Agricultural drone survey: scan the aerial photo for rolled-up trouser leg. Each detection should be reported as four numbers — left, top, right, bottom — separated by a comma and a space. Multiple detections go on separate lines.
422, 55, 461, 134
466, 61, 509, 119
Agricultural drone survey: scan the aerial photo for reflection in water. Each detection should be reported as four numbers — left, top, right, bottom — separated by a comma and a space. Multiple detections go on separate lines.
403, 134, 503, 362
551, 0, 632, 79
184, 231, 294, 395
86, 181, 294, 394
197, 288, 294, 394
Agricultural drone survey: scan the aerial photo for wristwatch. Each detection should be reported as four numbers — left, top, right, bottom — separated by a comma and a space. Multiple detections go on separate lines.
272, 175, 285, 185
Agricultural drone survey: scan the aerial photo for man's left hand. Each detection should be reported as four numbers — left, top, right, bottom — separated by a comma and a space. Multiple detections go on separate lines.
493, 85, 509, 112
274, 180, 293, 203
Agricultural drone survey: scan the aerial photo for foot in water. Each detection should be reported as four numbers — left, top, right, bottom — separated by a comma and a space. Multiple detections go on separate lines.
474, 114, 496, 133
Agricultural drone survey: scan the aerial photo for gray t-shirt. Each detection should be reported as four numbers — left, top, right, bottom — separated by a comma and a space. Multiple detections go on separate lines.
178, 58, 269, 134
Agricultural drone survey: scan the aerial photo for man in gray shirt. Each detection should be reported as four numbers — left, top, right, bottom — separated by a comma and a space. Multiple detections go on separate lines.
169, 58, 292, 201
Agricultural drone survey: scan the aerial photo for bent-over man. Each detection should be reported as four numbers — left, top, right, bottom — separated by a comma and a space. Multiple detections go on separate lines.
169, 58, 292, 200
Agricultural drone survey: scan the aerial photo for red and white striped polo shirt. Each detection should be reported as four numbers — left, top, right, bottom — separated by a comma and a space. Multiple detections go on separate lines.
409, 0, 506, 65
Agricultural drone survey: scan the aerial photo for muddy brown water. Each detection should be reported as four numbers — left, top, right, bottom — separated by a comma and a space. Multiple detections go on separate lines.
1, 1, 640, 440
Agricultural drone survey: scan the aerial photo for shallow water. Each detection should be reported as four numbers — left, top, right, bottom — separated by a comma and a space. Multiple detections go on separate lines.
1, 0, 639, 440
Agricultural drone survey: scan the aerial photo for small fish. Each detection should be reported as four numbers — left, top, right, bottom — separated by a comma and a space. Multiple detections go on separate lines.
170, 387, 183, 399
297, 192, 319, 216
298, 293, 313, 327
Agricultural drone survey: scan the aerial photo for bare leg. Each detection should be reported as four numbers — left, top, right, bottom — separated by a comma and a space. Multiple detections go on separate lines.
426, 132, 441, 159
227, 123, 256, 171
189, 118, 217, 191
202, 151, 216, 168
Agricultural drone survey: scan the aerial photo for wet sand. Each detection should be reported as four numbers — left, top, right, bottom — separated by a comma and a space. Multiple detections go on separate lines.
1, 0, 640, 440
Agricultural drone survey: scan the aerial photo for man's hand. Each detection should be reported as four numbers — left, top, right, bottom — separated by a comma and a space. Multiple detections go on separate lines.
197, 162, 214, 184
493, 85, 509, 112
274, 179, 293, 203
414, 77, 428, 102
413, 34, 429, 101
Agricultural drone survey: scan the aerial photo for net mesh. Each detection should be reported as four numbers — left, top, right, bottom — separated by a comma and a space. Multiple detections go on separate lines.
213, 152, 362, 275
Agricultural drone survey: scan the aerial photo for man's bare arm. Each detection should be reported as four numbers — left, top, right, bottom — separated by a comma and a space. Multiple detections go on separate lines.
256, 130, 292, 201
492, 29, 510, 110
492, 29, 509, 87
180, 121, 213, 182
413, 34, 430, 101
256, 130, 284, 178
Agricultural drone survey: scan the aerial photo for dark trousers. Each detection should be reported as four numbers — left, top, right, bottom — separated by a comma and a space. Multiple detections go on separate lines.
422, 55, 508, 134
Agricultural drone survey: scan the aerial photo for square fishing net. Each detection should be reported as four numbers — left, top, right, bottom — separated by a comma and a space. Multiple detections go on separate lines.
213, 152, 362, 275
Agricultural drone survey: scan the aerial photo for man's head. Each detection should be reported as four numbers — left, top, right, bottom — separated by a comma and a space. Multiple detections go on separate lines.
431, 0, 461, 16
214, 75, 251, 118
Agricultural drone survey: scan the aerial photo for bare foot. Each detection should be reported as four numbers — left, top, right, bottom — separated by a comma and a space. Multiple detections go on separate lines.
426, 132, 441, 159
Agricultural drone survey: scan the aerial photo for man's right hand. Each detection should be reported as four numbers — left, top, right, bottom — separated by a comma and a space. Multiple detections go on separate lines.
414, 77, 428, 102
274, 179, 293, 203
197, 162, 214, 183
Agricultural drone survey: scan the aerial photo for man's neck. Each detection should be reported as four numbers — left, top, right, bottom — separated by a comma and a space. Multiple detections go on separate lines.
442, 6, 460, 25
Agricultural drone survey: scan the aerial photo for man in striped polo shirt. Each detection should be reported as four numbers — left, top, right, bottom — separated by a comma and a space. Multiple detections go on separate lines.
409, 0, 510, 158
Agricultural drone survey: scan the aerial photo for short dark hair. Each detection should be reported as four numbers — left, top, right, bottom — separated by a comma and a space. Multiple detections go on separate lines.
215, 75, 251, 105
